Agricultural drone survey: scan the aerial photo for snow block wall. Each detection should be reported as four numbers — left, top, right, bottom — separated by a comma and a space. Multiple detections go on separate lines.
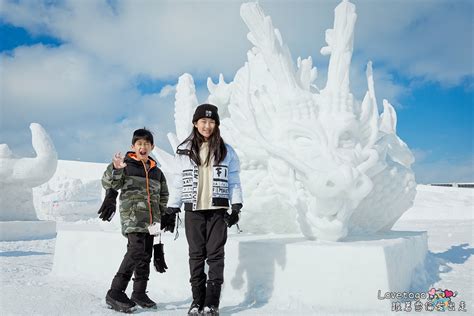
33, 160, 107, 221
53, 228, 427, 312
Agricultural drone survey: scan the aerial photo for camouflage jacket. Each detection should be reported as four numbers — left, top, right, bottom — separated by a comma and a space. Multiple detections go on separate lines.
102, 152, 169, 236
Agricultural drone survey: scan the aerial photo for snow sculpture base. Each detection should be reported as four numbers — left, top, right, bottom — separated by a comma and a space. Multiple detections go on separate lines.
0, 220, 56, 241
53, 227, 427, 312
225, 231, 428, 312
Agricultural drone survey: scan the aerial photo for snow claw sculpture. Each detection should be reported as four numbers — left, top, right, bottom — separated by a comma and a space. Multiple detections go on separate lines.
0, 123, 58, 221
154, 0, 416, 241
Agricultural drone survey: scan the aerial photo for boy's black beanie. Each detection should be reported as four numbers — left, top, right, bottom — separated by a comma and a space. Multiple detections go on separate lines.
132, 128, 154, 145
192, 103, 220, 126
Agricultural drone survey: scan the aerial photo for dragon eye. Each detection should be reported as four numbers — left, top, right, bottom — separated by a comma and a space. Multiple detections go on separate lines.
339, 131, 351, 141
338, 131, 355, 148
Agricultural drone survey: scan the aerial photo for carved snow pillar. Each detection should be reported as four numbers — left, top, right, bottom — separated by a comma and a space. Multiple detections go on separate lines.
0, 123, 58, 240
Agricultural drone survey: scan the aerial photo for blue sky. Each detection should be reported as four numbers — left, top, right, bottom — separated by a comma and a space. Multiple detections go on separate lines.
0, 0, 472, 184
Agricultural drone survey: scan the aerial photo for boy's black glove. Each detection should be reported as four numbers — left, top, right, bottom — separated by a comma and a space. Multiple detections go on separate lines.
161, 207, 180, 233
153, 243, 168, 273
224, 203, 242, 228
97, 189, 118, 221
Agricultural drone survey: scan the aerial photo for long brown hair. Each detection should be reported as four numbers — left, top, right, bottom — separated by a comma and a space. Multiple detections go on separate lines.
179, 125, 227, 166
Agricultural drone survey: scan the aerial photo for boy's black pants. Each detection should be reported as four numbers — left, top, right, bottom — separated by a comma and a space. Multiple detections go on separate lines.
110, 232, 154, 291
185, 209, 228, 287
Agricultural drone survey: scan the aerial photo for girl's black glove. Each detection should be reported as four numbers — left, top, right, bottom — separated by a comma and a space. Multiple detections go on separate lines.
161, 207, 180, 233
97, 189, 118, 221
225, 203, 242, 227
153, 243, 168, 273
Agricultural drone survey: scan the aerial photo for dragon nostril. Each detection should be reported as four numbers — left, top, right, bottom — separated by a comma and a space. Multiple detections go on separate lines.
326, 180, 335, 187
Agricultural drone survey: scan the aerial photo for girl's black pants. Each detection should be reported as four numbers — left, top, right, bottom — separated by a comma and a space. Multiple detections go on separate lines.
185, 209, 228, 287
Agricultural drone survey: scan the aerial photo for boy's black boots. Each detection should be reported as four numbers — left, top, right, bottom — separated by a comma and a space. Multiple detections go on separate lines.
106, 276, 137, 313
130, 279, 157, 309
188, 283, 206, 315
203, 282, 221, 316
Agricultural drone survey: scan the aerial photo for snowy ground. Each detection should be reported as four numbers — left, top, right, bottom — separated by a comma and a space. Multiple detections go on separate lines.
1, 185, 473, 315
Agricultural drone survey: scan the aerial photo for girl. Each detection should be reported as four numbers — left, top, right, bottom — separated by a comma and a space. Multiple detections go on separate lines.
162, 103, 243, 316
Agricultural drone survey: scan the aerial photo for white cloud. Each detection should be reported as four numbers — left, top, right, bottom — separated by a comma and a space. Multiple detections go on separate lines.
0, 92, 178, 163
0, 0, 472, 173
0, 43, 178, 162
0, 0, 250, 78
1, 0, 471, 86
257, 0, 473, 88
158, 84, 176, 98
353, 0, 473, 87
0, 44, 141, 135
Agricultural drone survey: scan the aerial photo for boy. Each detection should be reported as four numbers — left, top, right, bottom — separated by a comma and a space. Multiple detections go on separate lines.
100, 128, 169, 313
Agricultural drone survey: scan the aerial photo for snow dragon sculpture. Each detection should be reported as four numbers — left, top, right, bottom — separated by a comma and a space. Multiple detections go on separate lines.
154, 0, 416, 241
